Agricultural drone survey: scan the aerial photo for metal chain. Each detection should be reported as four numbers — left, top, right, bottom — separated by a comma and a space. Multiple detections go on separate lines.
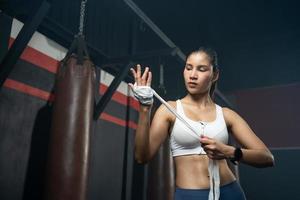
78, 0, 88, 35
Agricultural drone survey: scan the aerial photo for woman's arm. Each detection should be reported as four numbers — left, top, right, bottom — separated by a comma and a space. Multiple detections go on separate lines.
200, 108, 274, 168
135, 103, 173, 164
223, 108, 275, 167
130, 64, 173, 164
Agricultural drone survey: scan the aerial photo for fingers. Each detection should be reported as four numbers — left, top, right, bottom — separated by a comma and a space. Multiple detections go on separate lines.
141, 67, 149, 85
202, 141, 227, 160
205, 147, 224, 160
206, 153, 224, 160
130, 68, 137, 83
146, 71, 152, 86
200, 137, 214, 146
130, 64, 152, 86
128, 83, 134, 89
202, 144, 216, 152
136, 64, 141, 85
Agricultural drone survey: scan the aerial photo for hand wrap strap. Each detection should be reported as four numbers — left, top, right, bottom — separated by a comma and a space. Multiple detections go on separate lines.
130, 83, 153, 106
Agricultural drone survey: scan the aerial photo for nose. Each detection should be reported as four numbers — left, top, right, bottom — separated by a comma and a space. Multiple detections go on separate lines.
189, 69, 198, 80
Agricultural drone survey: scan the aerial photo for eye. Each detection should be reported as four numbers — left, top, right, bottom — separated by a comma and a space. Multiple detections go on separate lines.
197, 66, 208, 72
185, 65, 193, 70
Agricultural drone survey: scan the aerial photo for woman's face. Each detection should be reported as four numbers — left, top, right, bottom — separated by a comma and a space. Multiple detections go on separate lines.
183, 52, 217, 95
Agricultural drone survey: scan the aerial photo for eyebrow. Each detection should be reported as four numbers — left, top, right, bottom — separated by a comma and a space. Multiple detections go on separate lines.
197, 65, 209, 68
185, 63, 209, 68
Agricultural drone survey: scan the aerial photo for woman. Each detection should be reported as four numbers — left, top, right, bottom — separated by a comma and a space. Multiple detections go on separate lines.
129, 47, 274, 200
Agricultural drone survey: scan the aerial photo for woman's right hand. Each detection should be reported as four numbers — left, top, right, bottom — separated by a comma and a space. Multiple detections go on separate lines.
129, 64, 152, 87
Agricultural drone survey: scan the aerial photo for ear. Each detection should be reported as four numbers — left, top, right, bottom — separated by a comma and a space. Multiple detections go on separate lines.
212, 68, 219, 83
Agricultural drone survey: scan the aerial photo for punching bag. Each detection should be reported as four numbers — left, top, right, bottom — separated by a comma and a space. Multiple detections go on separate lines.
44, 35, 95, 200
148, 140, 174, 200
147, 84, 175, 200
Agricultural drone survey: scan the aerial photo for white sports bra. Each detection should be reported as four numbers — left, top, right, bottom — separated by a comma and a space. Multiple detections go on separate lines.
170, 100, 229, 157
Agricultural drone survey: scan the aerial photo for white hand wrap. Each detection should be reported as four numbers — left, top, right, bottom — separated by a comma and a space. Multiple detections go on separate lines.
208, 159, 220, 200
130, 83, 154, 106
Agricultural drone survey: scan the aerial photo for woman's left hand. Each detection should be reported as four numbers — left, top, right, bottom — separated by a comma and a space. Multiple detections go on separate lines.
200, 136, 234, 160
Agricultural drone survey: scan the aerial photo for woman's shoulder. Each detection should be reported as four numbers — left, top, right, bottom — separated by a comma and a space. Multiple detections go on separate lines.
157, 100, 177, 112
221, 107, 240, 117
155, 100, 177, 120
221, 106, 234, 113
167, 100, 177, 107
221, 107, 242, 126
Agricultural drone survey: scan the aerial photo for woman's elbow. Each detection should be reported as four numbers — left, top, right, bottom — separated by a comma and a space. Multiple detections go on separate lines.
135, 157, 148, 165
266, 152, 275, 167
135, 152, 150, 165
260, 150, 275, 168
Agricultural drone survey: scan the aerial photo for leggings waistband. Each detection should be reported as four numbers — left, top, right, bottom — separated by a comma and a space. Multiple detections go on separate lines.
175, 181, 246, 200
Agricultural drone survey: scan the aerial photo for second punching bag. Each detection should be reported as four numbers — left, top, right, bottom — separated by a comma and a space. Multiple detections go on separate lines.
44, 37, 95, 200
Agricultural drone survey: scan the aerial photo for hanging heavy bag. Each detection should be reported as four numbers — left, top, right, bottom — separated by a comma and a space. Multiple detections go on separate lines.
44, 0, 94, 199
44, 35, 95, 200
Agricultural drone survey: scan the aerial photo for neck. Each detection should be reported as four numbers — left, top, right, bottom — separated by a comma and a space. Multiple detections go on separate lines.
184, 92, 214, 107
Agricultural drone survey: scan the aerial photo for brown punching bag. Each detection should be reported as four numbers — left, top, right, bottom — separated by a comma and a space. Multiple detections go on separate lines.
148, 140, 175, 200
147, 85, 175, 200
44, 35, 95, 200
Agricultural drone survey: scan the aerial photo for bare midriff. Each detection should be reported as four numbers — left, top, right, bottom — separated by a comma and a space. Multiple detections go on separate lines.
174, 154, 236, 189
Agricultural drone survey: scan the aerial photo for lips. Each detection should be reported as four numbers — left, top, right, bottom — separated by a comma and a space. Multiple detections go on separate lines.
187, 82, 197, 87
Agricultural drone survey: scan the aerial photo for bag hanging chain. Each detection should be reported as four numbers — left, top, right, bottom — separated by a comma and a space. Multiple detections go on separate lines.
78, 0, 88, 36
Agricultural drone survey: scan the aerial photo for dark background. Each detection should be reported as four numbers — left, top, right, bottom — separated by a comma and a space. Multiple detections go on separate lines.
1, 0, 300, 199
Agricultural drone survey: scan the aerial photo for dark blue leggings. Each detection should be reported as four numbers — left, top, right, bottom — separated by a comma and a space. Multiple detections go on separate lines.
174, 181, 246, 200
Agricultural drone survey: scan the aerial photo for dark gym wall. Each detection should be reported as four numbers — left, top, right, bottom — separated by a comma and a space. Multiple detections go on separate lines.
228, 83, 300, 199
45, 0, 137, 57
2, 1, 300, 200
0, 12, 12, 60
239, 149, 300, 200
231, 84, 300, 148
